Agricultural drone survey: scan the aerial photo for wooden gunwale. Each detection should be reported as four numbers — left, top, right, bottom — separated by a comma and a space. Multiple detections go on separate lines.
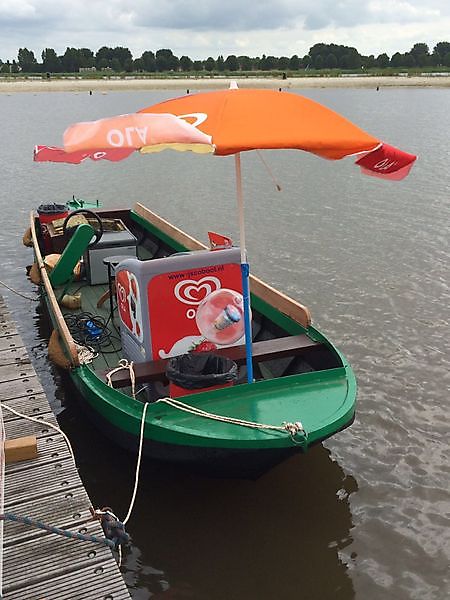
29, 212, 79, 367
133, 202, 312, 329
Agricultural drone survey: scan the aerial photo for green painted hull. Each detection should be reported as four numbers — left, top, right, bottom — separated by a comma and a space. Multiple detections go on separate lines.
67, 358, 355, 476
73, 359, 355, 450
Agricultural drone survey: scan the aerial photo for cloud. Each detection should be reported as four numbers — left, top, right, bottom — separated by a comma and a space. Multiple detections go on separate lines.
0, 0, 449, 61
133, 0, 298, 31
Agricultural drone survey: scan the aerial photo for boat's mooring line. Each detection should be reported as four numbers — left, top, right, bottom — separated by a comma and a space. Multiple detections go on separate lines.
0, 279, 39, 302
155, 397, 308, 446
122, 401, 149, 526
1, 402, 77, 465
1, 402, 131, 551
0, 512, 117, 548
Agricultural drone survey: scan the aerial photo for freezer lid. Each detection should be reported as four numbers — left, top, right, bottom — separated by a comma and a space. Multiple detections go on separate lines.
94, 227, 137, 248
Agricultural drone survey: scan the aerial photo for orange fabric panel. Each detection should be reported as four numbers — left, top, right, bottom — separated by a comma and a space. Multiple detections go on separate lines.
140, 89, 380, 159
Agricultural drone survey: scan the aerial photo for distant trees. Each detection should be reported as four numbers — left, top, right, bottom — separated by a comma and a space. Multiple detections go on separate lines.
42, 48, 61, 72
179, 55, 193, 72
141, 51, 156, 72
18, 48, 38, 72
376, 53, 390, 68
433, 41, 450, 66
204, 57, 216, 72
224, 55, 239, 71
155, 49, 178, 72
289, 55, 300, 70
3, 40, 450, 75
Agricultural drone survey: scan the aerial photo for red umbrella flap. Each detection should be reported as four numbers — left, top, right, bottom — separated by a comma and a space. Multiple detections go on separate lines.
355, 143, 417, 180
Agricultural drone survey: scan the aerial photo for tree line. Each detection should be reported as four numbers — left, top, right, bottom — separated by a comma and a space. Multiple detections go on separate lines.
2, 42, 450, 74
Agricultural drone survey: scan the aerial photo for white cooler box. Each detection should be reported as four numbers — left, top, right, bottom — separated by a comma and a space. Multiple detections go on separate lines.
84, 224, 137, 285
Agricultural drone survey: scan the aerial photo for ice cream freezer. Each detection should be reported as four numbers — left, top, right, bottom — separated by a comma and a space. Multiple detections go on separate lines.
84, 223, 137, 285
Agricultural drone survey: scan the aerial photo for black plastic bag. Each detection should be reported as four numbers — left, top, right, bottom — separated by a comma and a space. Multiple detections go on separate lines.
166, 352, 237, 390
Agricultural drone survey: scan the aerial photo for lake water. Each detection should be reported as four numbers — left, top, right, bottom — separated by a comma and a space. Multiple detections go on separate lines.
0, 86, 449, 599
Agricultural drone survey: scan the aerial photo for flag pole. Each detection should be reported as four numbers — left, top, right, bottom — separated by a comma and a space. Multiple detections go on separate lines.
235, 153, 254, 383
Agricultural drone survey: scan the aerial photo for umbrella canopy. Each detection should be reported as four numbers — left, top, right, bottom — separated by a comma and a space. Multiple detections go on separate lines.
34, 85, 417, 383
35, 86, 417, 179
141, 87, 381, 158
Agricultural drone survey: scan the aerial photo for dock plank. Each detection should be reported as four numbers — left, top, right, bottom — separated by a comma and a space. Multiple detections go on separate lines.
0, 334, 25, 353
0, 294, 131, 599
0, 346, 30, 367
0, 361, 35, 383
0, 374, 44, 402
3, 522, 116, 593
1, 393, 52, 422
4, 560, 131, 600
4, 458, 86, 509
3, 410, 57, 439
3, 487, 92, 546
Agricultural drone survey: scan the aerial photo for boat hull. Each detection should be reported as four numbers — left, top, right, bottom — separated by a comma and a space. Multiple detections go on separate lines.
66, 364, 355, 478
73, 381, 299, 478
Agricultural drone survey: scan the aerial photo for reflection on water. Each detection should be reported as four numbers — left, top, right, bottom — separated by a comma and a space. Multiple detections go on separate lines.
59, 387, 356, 600
0, 87, 449, 599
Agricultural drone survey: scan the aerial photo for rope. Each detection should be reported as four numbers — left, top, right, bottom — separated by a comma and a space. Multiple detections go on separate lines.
105, 360, 307, 445
1, 403, 130, 551
256, 150, 282, 191
0, 279, 39, 302
75, 343, 98, 365
106, 359, 136, 399
0, 513, 116, 548
1, 402, 76, 465
155, 397, 308, 446
123, 402, 149, 525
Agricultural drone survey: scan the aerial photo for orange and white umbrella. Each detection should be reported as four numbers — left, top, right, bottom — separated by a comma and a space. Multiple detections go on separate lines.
35, 85, 417, 382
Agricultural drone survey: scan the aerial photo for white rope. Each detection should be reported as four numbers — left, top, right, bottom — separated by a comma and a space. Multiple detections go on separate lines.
122, 401, 149, 534
106, 359, 135, 399
1, 402, 77, 465
75, 343, 98, 365
155, 397, 307, 444
0, 279, 39, 302
105, 359, 145, 565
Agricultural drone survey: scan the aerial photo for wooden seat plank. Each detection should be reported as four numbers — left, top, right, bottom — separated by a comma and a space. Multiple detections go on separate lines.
107, 334, 322, 388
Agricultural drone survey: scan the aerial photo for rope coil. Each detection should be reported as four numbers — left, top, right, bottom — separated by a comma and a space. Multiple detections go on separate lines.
106, 359, 136, 399
75, 343, 98, 364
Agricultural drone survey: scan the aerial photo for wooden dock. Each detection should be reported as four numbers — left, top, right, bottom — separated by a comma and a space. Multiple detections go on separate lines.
0, 295, 131, 599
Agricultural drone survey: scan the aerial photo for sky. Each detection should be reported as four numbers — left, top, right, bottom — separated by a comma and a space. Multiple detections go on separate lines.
1, 0, 449, 62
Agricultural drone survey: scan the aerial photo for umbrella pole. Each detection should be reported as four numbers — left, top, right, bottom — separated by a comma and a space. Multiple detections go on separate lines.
235, 153, 254, 384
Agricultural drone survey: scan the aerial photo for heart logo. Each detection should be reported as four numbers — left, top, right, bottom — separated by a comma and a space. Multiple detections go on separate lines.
174, 276, 221, 305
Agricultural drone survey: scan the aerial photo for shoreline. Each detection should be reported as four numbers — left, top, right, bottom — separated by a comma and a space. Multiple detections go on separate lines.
1, 75, 450, 93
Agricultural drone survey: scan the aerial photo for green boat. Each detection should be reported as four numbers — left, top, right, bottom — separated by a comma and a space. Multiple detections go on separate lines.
28, 87, 419, 477
27, 201, 356, 477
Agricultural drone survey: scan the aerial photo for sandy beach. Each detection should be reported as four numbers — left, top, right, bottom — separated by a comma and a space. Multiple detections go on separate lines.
1, 74, 450, 93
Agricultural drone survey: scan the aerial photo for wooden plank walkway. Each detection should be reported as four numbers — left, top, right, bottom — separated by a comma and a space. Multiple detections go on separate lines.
0, 295, 131, 599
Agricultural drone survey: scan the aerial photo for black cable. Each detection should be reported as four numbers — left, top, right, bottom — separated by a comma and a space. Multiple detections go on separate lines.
64, 311, 122, 353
